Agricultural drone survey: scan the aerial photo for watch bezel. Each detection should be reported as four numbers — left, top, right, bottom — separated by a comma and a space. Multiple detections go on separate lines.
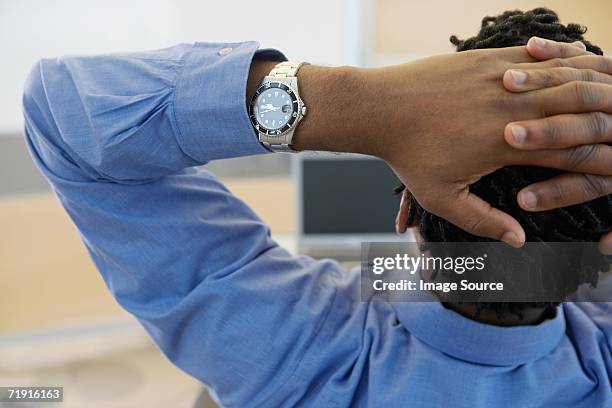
249, 81, 300, 136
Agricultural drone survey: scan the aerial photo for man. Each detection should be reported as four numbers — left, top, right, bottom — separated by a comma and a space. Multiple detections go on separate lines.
23, 7, 611, 407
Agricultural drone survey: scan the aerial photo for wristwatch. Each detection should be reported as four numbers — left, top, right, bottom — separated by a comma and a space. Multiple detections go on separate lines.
249, 61, 308, 153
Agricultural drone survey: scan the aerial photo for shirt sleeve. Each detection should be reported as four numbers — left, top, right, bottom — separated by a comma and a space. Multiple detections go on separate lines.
25, 42, 286, 183
22, 42, 346, 407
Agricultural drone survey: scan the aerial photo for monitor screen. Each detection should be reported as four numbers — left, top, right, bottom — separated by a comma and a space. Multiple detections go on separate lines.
301, 157, 401, 235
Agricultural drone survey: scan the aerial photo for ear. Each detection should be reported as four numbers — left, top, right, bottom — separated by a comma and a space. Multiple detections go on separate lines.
395, 190, 414, 233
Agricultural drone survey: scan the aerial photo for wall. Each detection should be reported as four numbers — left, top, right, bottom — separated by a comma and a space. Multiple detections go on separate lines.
0, 0, 368, 135
373, 0, 612, 62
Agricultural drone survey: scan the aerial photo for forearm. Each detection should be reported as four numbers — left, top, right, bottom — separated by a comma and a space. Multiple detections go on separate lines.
292, 65, 380, 155
247, 60, 387, 157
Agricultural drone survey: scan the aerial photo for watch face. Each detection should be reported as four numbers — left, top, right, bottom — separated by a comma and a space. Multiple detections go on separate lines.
250, 82, 299, 135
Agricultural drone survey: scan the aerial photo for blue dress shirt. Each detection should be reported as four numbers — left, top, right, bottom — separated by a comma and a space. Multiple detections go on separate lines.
22, 42, 611, 407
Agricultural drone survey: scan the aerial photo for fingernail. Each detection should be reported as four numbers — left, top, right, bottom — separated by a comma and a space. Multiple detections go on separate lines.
510, 70, 527, 85
532, 37, 547, 49
599, 239, 612, 255
573, 41, 587, 50
510, 125, 527, 144
520, 190, 538, 210
501, 232, 523, 248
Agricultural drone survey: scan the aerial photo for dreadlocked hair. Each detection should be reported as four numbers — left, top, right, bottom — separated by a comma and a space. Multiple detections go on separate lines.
449, 8, 602, 54
398, 8, 611, 320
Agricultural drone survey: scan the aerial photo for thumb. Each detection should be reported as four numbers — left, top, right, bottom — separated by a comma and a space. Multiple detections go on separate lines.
395, 190, 412, 233
429, 188, 526, 247
599, 231, 612, 255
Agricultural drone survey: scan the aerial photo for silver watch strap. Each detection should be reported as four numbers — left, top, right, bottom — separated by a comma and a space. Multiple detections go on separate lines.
269, 61, 309, 78
260, 141, 294, 153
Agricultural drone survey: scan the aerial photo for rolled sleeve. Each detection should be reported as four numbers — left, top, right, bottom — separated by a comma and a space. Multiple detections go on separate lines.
174, 42, 286, 162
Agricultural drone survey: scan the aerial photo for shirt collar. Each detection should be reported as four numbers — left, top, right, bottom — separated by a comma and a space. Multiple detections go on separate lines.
391, 299, 565, 366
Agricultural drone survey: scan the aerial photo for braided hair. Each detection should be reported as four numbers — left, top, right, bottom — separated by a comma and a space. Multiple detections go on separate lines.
449, 8, 603, 54
400, 8, 611, 319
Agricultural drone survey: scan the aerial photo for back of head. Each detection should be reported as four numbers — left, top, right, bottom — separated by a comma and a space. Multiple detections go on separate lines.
404, 8, 611, 317
409, 7, 609, 244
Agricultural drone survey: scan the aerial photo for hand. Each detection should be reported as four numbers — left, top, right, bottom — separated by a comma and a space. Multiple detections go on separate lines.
291, 39, 611, 247
501, 37, 612, 253
364, 40, 611, 247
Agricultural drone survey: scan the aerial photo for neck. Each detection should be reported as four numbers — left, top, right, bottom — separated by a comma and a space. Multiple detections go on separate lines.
443, 302, 552, 326
418, 264, 553, 326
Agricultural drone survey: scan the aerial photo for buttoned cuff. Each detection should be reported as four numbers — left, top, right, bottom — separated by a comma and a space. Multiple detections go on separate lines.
174, 42, 287, 162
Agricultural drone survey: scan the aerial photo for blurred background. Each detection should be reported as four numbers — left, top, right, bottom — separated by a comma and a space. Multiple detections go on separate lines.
1, 1, 610, 407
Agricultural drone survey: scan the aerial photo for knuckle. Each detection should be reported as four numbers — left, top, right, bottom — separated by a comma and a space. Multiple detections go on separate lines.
601, 56, 612, 75
548, 181, 566, 206
557, 43, 570, 58
571, 81, 597, 109
467, 216, 487, 234
542, 118, 560, 144
466, 50, 493, 70
581, 174, 610, 197
587, 112, 608, 142
464, 199, 494, 234
496, 90, 517, 110
566, 144, 597, 169
538, 69, 556, 86
550, 58, 568, 68
581, 68, 597, 83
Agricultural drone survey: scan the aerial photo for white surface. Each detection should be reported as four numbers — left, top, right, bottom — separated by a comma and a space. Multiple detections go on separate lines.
0, 0, 369, 134
0, 344, 203, 408
0, 317, 146, 372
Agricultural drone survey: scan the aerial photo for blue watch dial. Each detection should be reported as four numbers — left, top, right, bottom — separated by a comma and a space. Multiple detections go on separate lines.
253, 88, 295, 130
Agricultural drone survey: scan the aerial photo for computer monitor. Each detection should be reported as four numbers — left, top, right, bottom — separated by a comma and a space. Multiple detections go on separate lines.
294, 153, 415, 260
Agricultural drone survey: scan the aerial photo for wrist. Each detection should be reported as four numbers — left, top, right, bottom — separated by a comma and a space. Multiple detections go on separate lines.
291, 65, 383, 155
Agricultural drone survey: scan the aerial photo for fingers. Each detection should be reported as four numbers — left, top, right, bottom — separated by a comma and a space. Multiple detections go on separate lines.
426, 188, 525, 247
519, 173, 612, 255
504, 67, 612, 92
520, 144, 612, 176
528, 81, 612, 116
518, 173, 612, 212
395, 190, 412, 233
525, 36, 591, 60
505, 113, 612, 149
506, 82, 612, 174
519, 54, 612, 74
